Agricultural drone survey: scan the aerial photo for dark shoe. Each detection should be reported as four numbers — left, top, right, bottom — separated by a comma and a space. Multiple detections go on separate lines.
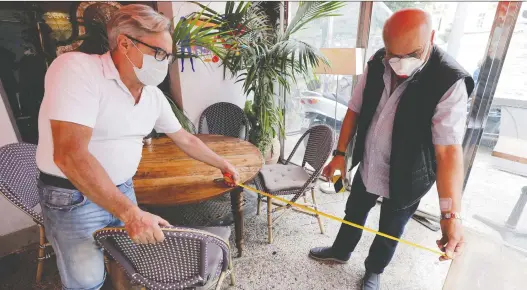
362, 272, 381, 290
308, 247, 350, 264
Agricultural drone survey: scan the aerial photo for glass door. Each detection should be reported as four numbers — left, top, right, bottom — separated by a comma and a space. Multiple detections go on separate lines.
462, 2, 527, 251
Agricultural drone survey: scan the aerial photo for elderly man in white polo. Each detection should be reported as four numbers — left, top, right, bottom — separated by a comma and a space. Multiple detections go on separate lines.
36, 4, 239, 289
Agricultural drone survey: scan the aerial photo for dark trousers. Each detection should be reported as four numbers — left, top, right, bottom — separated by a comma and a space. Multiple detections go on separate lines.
332, 172, 419, 274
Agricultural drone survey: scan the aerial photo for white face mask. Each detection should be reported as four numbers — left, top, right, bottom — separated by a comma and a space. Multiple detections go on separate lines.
125, 41, 169, 86
388, 43, 430, 78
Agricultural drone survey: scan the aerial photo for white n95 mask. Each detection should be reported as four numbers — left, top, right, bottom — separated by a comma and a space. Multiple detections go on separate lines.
126, 42, 169, 86
389, 57, 424, 78
388, 43, 430, 78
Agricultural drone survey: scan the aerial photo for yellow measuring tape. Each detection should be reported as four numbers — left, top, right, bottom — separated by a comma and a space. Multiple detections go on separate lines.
236, 182, 446, 257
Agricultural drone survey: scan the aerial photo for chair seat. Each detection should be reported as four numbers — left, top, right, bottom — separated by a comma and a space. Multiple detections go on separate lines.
259, 164, 310, 192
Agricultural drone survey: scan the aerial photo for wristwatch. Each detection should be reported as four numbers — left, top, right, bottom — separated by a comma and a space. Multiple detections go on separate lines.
333, 150, 346, 157
440, 212, 462, 221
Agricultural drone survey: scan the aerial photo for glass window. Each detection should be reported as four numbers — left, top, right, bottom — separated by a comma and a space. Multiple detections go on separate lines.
284, 2, 360, 166
463, 7, 527, 251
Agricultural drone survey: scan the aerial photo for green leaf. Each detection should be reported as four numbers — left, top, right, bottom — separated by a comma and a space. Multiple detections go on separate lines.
173, 1, 340, 152
164, 93, 194, 132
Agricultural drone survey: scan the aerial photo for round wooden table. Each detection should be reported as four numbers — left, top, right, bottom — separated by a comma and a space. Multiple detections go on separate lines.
133, 134, 263, 256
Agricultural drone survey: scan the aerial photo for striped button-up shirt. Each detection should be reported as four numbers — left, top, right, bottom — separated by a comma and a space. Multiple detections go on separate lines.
348, 59, 468, 198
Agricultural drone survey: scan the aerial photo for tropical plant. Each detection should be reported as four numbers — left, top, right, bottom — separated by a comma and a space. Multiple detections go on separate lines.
172, 1, 344, 153
171, 2, 268, 64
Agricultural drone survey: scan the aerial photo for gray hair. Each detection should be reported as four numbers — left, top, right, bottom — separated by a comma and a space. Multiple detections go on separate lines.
106, 4, 171, 50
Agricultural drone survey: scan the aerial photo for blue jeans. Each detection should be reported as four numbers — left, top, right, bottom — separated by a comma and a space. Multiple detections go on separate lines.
332, 172, 420, 274
38, 179, 137, 290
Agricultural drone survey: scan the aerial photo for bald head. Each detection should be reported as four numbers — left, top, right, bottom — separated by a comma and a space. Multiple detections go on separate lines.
383, 8, 434, 59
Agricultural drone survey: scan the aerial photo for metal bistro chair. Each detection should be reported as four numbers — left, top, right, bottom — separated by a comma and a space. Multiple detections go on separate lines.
94, 226, 235, 290
171, 102, 251, 227
198, 102, 250, 140
253, 125, 335, 243
0, 143, 53, 283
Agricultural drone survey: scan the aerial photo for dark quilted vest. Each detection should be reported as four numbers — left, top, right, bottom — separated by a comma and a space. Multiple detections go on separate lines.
351, 45, 475, 209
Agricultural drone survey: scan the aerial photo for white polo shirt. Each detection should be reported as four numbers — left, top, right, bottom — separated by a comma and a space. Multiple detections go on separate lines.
36, 51, 182, 185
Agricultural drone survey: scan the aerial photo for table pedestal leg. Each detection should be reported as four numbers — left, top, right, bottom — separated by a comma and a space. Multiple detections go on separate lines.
230, 187, 244, 257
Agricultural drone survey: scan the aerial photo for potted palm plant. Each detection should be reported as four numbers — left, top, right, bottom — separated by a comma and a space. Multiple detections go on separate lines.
173, 2, 344, 161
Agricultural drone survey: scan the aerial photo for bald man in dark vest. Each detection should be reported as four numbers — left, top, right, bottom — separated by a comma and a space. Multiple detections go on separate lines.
309, 9, 474, 290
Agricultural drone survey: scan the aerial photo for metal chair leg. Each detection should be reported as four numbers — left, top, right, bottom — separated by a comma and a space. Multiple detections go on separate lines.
267, 198, 273, 244
36, 224, 46, 283
311, 189, 325, 234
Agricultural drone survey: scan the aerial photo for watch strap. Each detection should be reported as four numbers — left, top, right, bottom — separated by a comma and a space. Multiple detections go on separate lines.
333, 150, 346, 157
440, 212, 462, 220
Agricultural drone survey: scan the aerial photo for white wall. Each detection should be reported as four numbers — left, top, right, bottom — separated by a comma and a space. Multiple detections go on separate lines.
170, 1, 246, 125
0, 82, 36, 237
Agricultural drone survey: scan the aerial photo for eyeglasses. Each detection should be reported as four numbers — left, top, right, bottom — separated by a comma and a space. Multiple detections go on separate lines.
386, 43, 429, 63
125, 35, 174, 63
